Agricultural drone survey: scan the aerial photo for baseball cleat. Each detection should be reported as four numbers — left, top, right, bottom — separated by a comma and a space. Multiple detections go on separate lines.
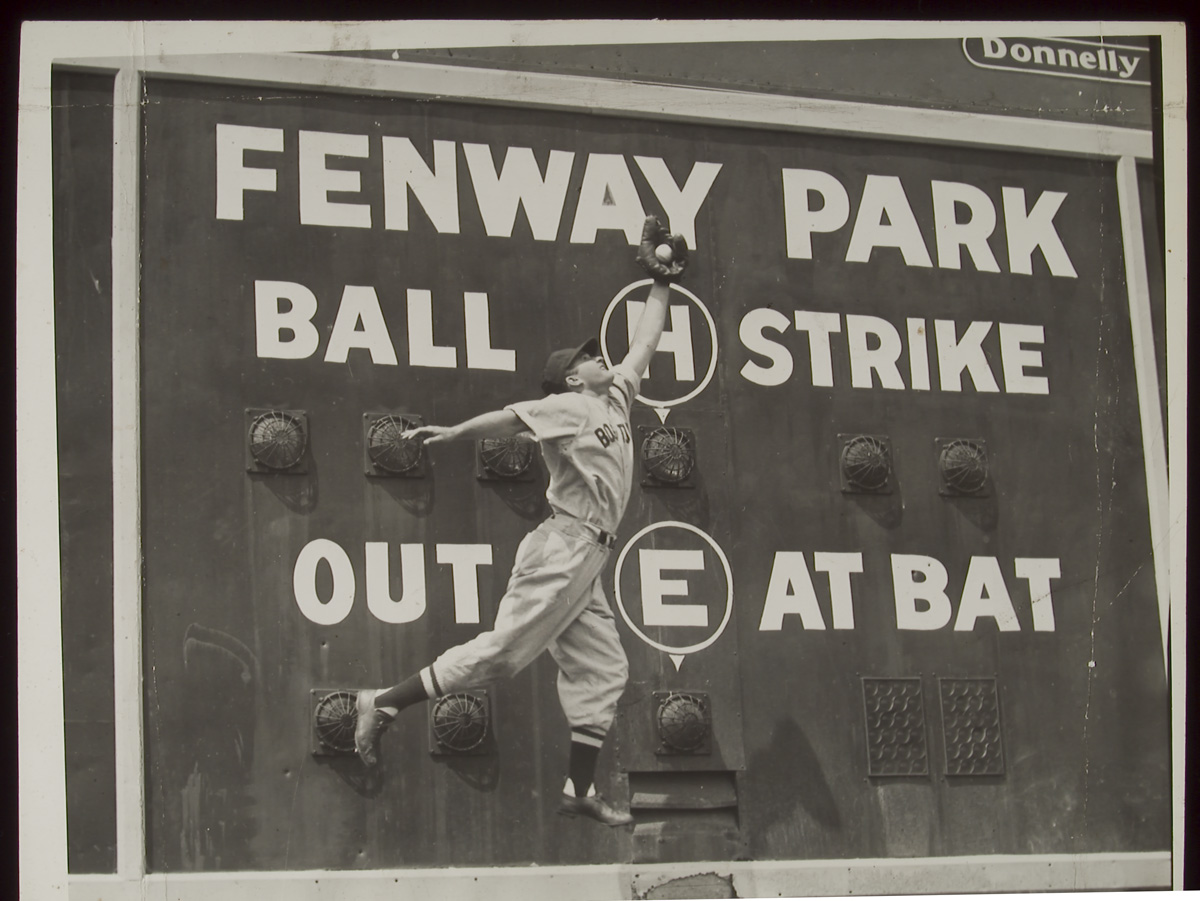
557, 792, 635, 827
354, 688, 391, 766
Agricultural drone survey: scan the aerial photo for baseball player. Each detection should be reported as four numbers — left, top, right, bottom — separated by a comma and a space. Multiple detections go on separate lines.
354, 216, 688, 827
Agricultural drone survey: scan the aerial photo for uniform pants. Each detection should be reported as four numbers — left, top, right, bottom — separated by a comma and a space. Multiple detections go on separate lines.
420, 515, 629, 736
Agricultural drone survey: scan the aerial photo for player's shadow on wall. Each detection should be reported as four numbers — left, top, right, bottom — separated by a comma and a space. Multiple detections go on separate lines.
643, 475, 712, 529
372, 474, 435, 517
845, 481, 904, 530
747, 716, 843, 835
318, 756, 386, 799
249, 466, 319, 514
940, 492, 1000, 532
480, 477, 550, 522
436, 751, 501, 792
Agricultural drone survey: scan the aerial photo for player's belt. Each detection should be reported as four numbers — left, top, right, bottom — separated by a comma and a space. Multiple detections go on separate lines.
549, 515, 618, 549
589, 527, 618, 549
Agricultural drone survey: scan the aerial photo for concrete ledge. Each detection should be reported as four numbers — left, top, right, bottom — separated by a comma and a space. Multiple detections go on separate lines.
69, 851, 1170, 901
52, 52, 1153, 160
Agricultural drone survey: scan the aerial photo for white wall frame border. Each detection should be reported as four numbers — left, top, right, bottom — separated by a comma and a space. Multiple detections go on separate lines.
56, 51, 1154, 161
65, 850, 1170, 901
111, 65, 148, 882
1114, 156, 1171, 682
76, 47, 1171, 895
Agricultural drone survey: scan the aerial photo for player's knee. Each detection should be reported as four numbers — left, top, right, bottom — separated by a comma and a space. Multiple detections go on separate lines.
612, 654, 629, 688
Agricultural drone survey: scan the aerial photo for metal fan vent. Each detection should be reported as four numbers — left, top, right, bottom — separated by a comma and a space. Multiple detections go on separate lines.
839, 434, 892, 493
655, 691, 711, 754
367, 414, 423, 474
430, 693, 490, 753
937, 439, 989, 495
641, 427, 696, 485
313, 690, 358, 755
248, 410, 307, 471
479, 436, 536, 479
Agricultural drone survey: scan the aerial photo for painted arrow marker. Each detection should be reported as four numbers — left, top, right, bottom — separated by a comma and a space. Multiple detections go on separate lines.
669, 654, 685, 671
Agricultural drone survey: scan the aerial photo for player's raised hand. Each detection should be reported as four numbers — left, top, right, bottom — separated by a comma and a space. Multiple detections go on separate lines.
636, 215, 688, 282
402, 424, 455, 445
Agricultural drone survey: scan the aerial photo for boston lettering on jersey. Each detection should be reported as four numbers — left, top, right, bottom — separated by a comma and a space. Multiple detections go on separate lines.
508, 364, 641, 534
593, 422, 631, 449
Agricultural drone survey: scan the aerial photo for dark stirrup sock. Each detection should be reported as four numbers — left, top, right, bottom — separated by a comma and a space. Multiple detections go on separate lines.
374, 674, 429, 713
568, 728, 605, 797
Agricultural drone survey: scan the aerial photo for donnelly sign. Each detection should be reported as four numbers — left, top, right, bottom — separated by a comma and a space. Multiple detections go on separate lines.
963, 37, 1151, 86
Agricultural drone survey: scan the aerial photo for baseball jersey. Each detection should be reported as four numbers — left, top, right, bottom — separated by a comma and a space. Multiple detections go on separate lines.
507, 363, 642, 533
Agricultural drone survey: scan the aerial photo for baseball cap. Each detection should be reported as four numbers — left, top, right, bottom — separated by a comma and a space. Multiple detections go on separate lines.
541, 337, 601, 395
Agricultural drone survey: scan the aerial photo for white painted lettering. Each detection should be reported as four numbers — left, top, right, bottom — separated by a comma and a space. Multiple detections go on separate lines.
1057, 48, 1079, 68
999, 322, 1049, 394
813, 552, 863, 630
365, 543, 427, 624
983, 38, 1007, 59
626, 300, 695, 380
324, 286, 399, 365
793, 311, 842, 388
1002, 186, 1077, 278
781, 168, 850, 259
954, 556, 1021, 631
739, 308, 794, 387
462, 143, 574, 240
294, 539, 356, 626
437, 544, 493, 625
907, 318, 931, 391
1016, 557, 1062, 631
216, 124, 282, 220
255, 280, 320, 360
758, 552, 825, 630
464, 292, 517, 371
298, 130, 371, 228
846, 314, 905, 390
640, 549, 708, 627
931, 180, 1001, 273
845, 175, 933, 268
382, 137, 460, 233
406, 288, 457, 368
892, 554, 953, 630
935, 319, 1000, 392
634, 157, 722, 249
570, 154, 645, 244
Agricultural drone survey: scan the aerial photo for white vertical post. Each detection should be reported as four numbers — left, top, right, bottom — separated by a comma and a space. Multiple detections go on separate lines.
1156, 27, 1189, 892
1113, 156, 1170, 680
16, 39, 70, 901
112, 65, 146, 882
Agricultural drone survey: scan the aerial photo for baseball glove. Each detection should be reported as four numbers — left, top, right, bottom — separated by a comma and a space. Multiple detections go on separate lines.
636, 215, 688, 282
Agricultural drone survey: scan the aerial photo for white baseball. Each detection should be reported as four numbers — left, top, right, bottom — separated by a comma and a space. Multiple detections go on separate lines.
654, 243, 674, 263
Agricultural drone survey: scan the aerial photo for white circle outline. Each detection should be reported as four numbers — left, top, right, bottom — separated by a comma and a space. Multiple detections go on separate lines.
599, 279, 719, 408
613, 520, 734, 656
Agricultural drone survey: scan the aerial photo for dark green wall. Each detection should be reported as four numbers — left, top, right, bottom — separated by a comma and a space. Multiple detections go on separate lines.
135, 78, 1168, 870
52, 67, 118, 875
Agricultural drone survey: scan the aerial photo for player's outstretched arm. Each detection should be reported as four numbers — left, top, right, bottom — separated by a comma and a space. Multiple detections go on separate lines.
623, 281, 670, 379
623, 216, 688, 378
403, 409, 526, 446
